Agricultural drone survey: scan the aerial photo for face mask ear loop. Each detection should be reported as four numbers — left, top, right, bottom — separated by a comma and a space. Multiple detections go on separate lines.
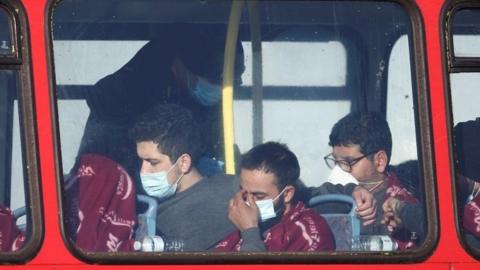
171, 158, 186, 186
360, 180, 384, 193
272, 187, 287, 202
175, 173, 185, 187
471, 181, 480, 200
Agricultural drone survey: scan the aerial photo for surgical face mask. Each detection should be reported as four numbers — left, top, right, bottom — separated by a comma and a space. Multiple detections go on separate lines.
255, 188, 286, 222
140, 160, 183, 200
327, 165, 358, 185
188, 75, 222, 106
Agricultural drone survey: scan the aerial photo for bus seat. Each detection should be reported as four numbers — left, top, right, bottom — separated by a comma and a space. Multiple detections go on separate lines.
136, 195, 158, 239
13, 206, 26, 232
308, 194, 360, 251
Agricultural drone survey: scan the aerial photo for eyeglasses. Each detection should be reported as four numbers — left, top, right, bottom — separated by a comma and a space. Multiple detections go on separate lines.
323, 152, 375, 173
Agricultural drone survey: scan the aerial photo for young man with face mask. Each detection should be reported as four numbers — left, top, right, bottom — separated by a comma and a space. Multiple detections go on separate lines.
312, 112, 425, 249
215, 142, 335, 252
129, 104, 237, 251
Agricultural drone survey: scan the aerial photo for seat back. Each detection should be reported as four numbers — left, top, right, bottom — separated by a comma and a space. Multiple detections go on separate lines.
308, 194, 360, 251
13, 206, 26, 232
136, 195, 158, 239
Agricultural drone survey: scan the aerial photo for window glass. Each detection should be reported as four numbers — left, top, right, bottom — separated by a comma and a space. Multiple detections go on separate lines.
52, 0, 240, 255
234, 0, 426, 254
51, 0, 428, 259
387, 35, 417, 165
451, 73, 480, 123
452, 8, 480, 58
449, 7, 480, 253
0, 69, 28, 252
0, 8, 13, 55
0, 4, 29, 254
236, 36, 349, 186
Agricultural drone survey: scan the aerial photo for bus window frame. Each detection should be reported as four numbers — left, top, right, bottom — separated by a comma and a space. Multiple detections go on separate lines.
442, 0, 480, 260
0, 0, 44, 264
0, 3, 20, 64
47, 0, 437, 264
445, 1, 480, 72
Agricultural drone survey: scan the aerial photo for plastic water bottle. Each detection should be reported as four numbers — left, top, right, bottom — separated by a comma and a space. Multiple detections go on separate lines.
351, 235, 398, 251
133, 235, 185, 252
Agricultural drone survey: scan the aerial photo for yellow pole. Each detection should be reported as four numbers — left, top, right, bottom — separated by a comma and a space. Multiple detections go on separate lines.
223, 0, 244, 175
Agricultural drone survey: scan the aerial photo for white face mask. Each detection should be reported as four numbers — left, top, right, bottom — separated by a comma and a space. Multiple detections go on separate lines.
140, 160, 183, 200
327, 165, 359, 185
255, 188, 286, 222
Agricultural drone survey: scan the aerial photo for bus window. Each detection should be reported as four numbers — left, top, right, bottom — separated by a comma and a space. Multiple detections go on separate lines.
0, 1, 41, 262
452, 9, 480, 58
0, 9, 13, 55
446, 6, 480, 257
231, 0, 433, 260
51, 0, 244, 257
50, 0, 434, 262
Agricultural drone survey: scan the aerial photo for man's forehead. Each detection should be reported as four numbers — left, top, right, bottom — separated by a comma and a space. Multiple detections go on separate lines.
332, 144, 362, 158
240, 168, 278, 190
137, 141, 169, 158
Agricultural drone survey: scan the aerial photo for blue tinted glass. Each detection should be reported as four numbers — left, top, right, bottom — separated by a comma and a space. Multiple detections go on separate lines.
0, 8, 13, 55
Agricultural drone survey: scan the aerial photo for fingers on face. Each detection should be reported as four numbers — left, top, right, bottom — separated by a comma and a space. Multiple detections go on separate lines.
246, 193, 256, 207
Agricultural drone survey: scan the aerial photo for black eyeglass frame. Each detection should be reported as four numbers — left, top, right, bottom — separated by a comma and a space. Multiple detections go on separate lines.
323, 151, 377, 173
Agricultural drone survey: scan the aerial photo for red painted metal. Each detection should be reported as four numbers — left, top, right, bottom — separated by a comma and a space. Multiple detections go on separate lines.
0, 0, 478, 269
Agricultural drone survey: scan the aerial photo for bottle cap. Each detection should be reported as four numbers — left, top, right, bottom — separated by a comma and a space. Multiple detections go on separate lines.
142, 236, 154, 252
152, 235, 165, 252
133, 241, 142, 251
378, 235, 396, 251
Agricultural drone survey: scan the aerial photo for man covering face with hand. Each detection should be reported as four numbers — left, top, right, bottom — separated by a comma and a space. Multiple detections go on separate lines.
215, 142, 335, 252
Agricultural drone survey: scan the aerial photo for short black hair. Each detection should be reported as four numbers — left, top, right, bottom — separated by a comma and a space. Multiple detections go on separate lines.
454, 119, 480, 182
329, 111, 392, 162
240, 142, 300, 190
129, 104, 203, 164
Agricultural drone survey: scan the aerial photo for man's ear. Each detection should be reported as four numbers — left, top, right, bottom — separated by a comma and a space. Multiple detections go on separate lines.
177, 154, 193, 174
283, 185, 296, 205
374, 150, 388, 173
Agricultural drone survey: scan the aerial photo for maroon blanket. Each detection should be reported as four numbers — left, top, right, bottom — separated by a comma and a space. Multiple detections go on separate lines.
215, 201, 334, 252
464, 193, 480, 238
385, 172, 418, 204
65, 154, 137, 252
0, 205, 25, 251
384, 172, 418, 249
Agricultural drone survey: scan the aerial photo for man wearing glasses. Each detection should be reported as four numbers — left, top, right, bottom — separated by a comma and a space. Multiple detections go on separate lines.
309, 112, 425, 250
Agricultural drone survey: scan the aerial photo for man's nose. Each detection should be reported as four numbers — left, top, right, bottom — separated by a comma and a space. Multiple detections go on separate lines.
140, 160, 150, 174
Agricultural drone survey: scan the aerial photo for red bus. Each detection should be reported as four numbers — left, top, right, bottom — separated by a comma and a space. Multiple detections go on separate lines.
0, 0, 479, 269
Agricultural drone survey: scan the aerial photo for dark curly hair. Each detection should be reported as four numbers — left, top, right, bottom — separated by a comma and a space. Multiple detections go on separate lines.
329, 111, 392, 163
241, 142, 300, 191
129, 104, 203, 164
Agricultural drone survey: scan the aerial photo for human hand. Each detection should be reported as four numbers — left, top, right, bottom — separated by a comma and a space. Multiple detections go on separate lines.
381, 197, 406, 232
228, 190, 259, 231
352, 186, 377, 226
